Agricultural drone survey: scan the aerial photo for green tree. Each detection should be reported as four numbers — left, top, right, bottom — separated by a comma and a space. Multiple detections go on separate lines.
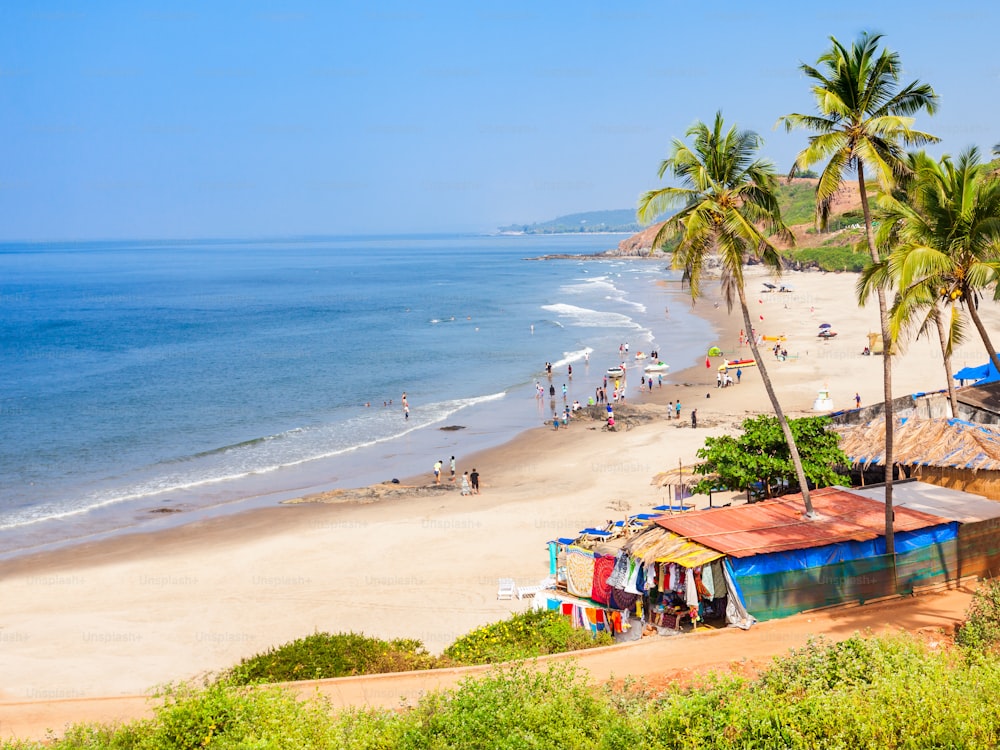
779, 31, 938, 555
692, 415, 849, 498
637, 112, 815, 517
883, 148, 1000, 372
861, 149, 1000, 416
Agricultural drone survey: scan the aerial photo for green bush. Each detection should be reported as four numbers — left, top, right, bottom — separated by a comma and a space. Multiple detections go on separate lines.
444, 608, 613, 665
222, 631, 442, 685
787, 244, 868, 272
13, 633, 1000, 749
958, 578, 1000, 651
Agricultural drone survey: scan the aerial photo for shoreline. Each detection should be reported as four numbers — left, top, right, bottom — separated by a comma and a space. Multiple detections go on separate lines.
3, 267, 997, 703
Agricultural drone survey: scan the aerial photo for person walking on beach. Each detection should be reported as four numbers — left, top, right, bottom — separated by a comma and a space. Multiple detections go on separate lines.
404, 404, 409, 420
675, 400, 682, 420
855, 392, 861, 409
460, 471, 472, 496
433, 459, 442, 484
736, 367, 742, 384
549, 384, 555, 397
691, 409, 697, 428
562, 383, 567, 400
449, 456, 456, 482
657, 374, 663, 388
470, 468, 480, 494
668, 401, 674, 418
568, 364, 572, 378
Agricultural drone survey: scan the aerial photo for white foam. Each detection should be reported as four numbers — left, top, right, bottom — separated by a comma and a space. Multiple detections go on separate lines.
541, 303, 644, 331
0, 391, 508, 532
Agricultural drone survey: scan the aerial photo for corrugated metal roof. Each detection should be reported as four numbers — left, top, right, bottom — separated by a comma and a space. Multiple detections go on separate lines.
654, 487, 946, 558
849, 481, 1000, 524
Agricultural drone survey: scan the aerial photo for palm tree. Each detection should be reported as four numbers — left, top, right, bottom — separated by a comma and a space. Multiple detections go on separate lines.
869, 148, 1000, 386
859, 151, 965, 418
779, 32, 938, 556
637, 112, 816, 517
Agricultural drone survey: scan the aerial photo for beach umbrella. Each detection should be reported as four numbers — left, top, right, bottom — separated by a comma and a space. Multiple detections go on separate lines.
818, 323, 832, 329
707, 346, 722, 357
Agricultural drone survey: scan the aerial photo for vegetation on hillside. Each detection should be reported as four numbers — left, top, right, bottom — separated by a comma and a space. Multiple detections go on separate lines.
219, 610, 612, 686
15, 630, 1000, 749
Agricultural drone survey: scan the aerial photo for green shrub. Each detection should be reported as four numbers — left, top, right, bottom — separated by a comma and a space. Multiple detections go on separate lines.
443, 608, 613, 665
15, 632, 1000, 749
958, 577, 1000, 651
222, 631, 442, 686
787, 244, 867, 272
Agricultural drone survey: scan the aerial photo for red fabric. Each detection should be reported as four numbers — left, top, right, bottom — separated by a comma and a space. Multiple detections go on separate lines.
590, 554, 615, 605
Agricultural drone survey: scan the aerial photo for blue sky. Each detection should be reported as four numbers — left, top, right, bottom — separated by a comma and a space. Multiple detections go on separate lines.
0, 1, 995, 240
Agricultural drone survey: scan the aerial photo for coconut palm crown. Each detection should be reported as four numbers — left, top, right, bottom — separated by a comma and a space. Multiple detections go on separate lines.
778, 31, 939, 228
865, 147, 1000, 375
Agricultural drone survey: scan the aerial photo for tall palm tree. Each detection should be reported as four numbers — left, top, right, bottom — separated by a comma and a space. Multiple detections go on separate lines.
637, 112, 816, 517
870, 147, 1000, 381
779, 32, 938, 556
859, 150, 965, 418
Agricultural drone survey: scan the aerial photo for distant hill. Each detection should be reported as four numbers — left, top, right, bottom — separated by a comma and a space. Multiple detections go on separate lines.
498, 209, 642, 234
609, 178, 870, 271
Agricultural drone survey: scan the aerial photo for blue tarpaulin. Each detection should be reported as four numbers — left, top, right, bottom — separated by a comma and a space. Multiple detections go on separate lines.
728, 522, 958, 577
954, 357, 1000, 385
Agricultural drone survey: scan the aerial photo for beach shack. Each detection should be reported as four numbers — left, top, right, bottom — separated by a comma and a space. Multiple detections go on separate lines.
654, 486, 956, 620
851, 480, 1000, 583
837, 417, 1000, 500
541, 482, 1000, 635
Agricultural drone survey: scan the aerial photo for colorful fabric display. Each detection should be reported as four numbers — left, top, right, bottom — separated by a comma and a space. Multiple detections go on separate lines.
609, 588, 638, 611
566, 546, 596, 598
607, 552, 629, 589
591, 554, 615, 605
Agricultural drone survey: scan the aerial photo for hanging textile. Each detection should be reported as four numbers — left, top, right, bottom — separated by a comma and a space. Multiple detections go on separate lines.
591, 554, 615, 605
685, 567, 698, 607
607, 552, 629, 589
701, 560, 716, 598
723, 558, 756, 630
608, 588, 638, 611
566, 546, 596, 598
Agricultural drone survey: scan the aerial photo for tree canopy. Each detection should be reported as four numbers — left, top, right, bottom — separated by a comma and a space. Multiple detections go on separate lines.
693, 415, 849, 499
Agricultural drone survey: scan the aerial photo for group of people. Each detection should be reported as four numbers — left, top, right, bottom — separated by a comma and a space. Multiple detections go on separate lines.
433, 456, 481, 495
716, 369, 740, 388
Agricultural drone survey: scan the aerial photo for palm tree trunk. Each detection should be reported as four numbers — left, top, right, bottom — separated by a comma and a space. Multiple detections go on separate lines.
857, 162, 896, 558
736, 284, 816, 517
933, 303, 959, 417
965, 289, 1000, 374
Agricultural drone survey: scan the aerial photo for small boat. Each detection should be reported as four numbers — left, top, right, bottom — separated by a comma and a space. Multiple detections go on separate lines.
644, 361, 670, 374
606, 366, 626, 379
718, 358, 756, 371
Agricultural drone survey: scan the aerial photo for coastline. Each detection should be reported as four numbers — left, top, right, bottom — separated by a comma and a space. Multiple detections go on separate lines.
3, 267, 997, 705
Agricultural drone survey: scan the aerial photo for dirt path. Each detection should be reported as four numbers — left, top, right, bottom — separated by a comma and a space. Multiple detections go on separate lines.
0, 585, 973, 742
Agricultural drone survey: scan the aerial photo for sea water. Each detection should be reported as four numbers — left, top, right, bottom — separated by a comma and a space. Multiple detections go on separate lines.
0, 234, 713, 556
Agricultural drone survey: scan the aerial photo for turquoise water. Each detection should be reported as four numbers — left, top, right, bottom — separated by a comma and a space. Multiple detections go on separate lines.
0, 234, 712, 554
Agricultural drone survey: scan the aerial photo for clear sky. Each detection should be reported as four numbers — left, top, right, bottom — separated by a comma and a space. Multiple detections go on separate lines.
0, 1, 995, 240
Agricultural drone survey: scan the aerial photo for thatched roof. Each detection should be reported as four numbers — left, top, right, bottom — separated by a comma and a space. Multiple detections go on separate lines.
836, 418, 1000, 472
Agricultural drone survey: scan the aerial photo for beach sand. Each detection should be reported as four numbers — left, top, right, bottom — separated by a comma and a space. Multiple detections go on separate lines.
2, 268, 996, 732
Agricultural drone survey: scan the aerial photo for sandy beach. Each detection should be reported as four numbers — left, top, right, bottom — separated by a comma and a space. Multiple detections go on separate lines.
2, 267, 997, 731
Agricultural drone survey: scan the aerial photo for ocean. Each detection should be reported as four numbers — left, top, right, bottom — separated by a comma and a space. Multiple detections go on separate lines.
0, 234, 713, 557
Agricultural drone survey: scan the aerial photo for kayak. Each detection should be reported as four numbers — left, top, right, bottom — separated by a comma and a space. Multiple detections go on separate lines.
718, 359, 756, 371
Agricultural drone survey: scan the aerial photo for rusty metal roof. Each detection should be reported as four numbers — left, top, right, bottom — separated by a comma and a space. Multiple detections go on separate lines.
654, 486, 946, 558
